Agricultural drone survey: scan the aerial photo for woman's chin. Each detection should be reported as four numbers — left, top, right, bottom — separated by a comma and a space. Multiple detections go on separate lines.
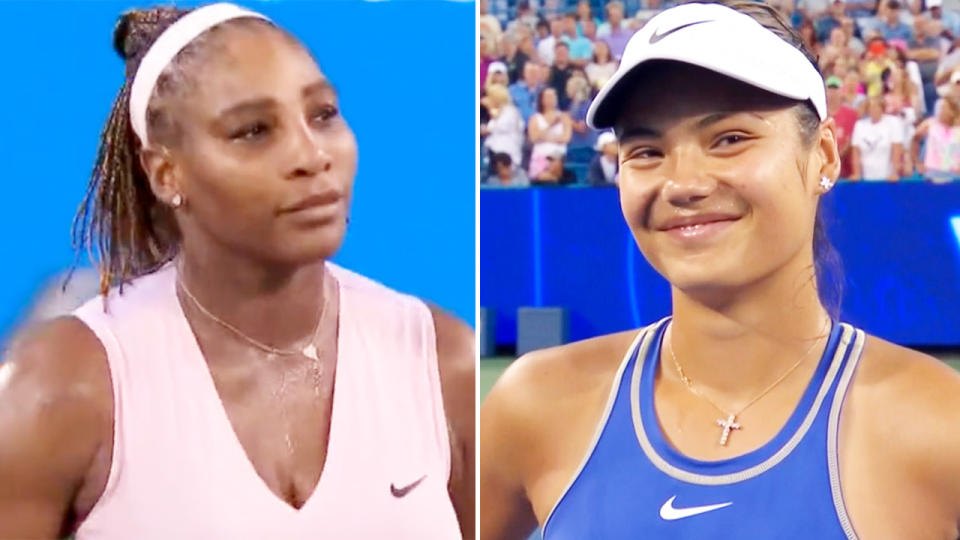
661, 262, 754, 297
269, 227, 346, 266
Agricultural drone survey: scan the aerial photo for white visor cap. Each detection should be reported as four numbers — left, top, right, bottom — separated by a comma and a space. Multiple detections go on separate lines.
586, 3, 827, 129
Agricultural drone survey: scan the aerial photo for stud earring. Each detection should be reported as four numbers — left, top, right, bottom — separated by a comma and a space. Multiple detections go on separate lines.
171, 194, 183, 208
819, 175, 834, 191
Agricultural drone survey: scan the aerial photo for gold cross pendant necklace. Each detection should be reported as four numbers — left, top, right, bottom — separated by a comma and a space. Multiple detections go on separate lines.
668, 319, 828, 447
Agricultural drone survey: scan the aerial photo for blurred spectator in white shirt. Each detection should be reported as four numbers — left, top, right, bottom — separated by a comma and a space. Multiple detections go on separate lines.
852, 95, 906, 180
538, 18, 564, 66
482, 83, 526, 167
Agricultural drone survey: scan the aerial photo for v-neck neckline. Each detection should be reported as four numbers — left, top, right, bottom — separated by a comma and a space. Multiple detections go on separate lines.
170, 264, 345, 514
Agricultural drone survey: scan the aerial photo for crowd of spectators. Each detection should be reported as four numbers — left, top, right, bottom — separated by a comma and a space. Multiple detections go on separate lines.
479, 0, 960, 186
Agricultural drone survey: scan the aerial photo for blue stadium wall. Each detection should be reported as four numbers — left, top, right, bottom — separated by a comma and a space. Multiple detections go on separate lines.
481, 183, 960, 348
0, 0, 476, 342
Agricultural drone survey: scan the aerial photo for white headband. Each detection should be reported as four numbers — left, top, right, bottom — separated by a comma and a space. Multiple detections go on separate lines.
128, 2, 271, 146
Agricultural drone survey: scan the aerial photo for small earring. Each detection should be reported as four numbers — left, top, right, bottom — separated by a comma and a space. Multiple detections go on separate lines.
171, 194, 183, 208
819, 175, 834, 191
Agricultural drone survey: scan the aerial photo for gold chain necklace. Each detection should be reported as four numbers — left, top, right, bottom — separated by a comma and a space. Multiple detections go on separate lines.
668, 319, 829, 446
176, 271, 327, 362
176, 265, 332, 456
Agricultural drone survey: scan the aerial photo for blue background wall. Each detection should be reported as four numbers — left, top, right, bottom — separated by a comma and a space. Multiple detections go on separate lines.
481, 184, 960, 347
0, 0, 475, 342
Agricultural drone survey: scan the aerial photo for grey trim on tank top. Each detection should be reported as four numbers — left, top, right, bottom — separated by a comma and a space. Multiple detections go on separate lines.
541, 322, 662, 534
827, 328, 866, 540
629, 323, 857, 485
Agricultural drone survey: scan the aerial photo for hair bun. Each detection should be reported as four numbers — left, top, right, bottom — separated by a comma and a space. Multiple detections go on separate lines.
112, 7, 189, 63
113, 11, 140, 61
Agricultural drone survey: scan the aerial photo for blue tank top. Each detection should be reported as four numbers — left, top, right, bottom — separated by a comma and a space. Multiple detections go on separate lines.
543, 318, 865, 540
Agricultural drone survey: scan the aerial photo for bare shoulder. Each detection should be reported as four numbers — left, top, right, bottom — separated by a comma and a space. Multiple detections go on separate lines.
852, 334, 960, 421
480, 329, 640, 464
426, 305, 474, 432
1, 315, 112, 423
0, 316, 112, 458
0, 316, 112, 536
478, 328, 642, 531
427, 305, 475, 382
426, 306, 475, 421
489, 329, 639, 410
848, 334, 960, 501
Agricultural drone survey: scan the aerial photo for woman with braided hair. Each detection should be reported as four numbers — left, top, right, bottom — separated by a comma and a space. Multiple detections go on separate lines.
0, 3, 473, 538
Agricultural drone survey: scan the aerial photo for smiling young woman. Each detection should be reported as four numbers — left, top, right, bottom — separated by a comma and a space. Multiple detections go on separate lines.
0, 3, 473, 539
479, 2, 960, 539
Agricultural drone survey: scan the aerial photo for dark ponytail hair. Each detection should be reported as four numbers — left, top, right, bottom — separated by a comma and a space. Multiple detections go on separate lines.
71, 7, 190, 297
71, 6, 274, 297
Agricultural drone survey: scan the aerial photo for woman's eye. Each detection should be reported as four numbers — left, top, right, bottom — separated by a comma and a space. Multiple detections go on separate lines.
311, 105, 339, 123
716, 134, 747, 147
629, 148, 661, 160
230, 122, 269, 141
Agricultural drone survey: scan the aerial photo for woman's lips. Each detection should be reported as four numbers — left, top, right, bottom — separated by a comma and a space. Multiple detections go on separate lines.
278, 190, 344, 224
657, 214, 741, 243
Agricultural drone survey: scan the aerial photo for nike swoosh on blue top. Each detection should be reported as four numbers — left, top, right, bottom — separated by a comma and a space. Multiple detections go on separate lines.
648, 20, 713, 44
659, 495, 733, 520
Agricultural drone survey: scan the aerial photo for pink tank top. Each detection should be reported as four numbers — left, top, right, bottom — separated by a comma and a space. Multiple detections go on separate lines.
72, 263, 461, 539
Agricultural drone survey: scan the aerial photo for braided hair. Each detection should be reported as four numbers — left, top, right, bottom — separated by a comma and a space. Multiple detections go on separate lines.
72, 6, 275, 297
